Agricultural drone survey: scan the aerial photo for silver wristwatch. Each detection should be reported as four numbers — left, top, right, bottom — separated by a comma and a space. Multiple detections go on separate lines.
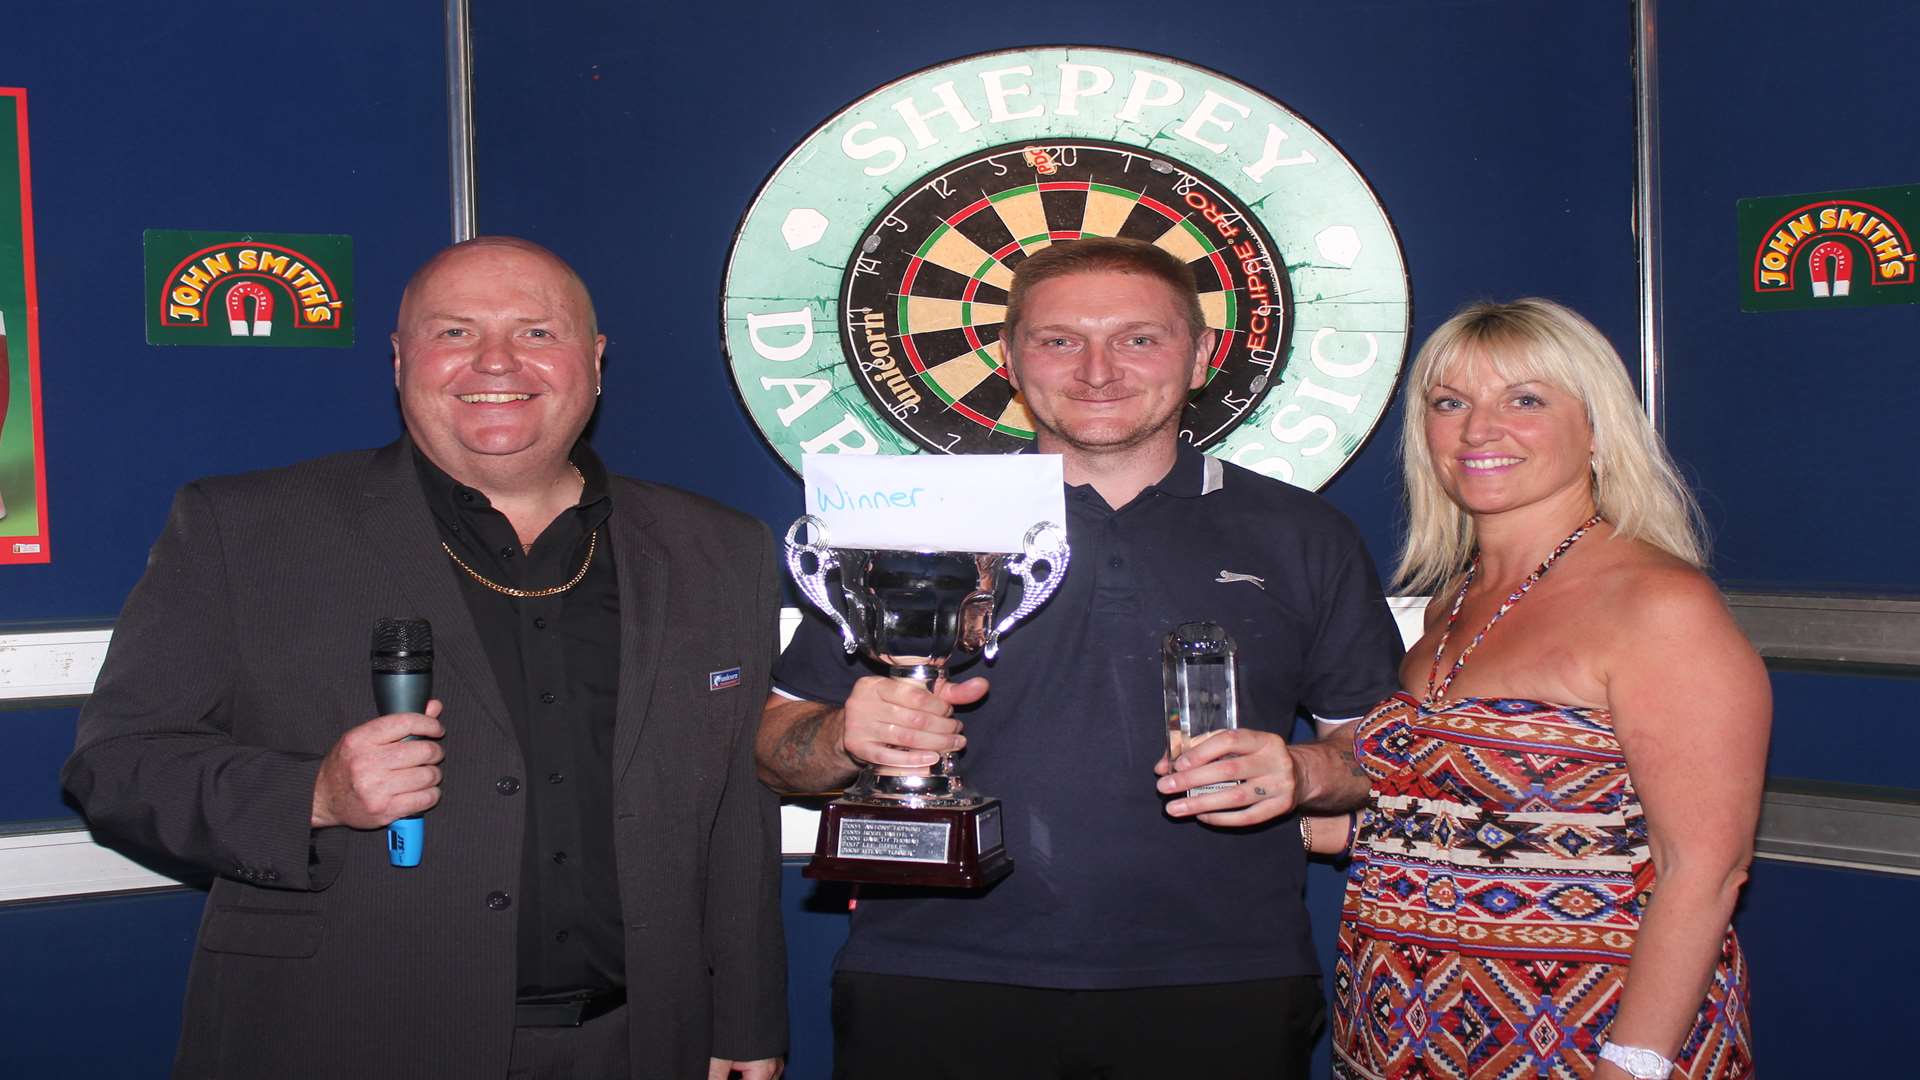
1599, 1040, 1674, 1079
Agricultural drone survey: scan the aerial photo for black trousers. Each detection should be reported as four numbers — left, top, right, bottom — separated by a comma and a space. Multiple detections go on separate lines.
832, 971, 1326, 1080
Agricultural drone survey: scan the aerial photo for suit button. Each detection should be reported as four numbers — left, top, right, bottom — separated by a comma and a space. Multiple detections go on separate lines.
262, 869, 280, 882
496, 776, 521, 795
539, 691, 557, 705
486, 891, 512, 911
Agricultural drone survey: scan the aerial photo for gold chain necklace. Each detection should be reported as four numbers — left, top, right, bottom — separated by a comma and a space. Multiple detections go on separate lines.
441, 464, 596, 598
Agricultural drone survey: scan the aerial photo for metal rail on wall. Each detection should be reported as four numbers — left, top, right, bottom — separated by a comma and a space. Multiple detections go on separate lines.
1633, 0, 1664, 431
446, 0, 476, 242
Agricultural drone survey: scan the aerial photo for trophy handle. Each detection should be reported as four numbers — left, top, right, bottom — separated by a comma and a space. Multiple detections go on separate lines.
783, 515, 860, 655
985, 521, 1070, 660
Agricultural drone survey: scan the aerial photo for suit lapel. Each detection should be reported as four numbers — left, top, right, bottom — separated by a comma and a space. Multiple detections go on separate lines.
353, 439, 515, 743
609, 482, 668, 784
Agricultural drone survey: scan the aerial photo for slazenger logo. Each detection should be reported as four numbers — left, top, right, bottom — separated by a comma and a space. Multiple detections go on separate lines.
722, 47, 1408, 492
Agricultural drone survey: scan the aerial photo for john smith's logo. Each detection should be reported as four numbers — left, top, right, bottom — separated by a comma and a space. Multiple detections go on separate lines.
160, 243, 344, 336
1751, 200, 1916, 298
1737, 185, 1920, 313
143, 229, 356, 348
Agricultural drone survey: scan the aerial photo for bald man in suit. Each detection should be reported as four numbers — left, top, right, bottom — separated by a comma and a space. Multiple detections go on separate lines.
67, 238, 786, 1079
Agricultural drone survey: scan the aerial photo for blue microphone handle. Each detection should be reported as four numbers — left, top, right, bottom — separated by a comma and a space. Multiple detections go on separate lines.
372, 670, 432, 867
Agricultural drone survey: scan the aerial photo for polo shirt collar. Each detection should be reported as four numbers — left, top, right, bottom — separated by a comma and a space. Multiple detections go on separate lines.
1146, 442, 1223, 499
1033, 439, 1224, 505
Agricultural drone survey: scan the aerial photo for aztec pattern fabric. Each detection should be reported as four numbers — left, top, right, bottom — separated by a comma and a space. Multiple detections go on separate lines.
1330, 693, 1753, 1079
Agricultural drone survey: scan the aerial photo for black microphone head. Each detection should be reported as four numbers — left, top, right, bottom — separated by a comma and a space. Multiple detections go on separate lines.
371, 617, 434, 673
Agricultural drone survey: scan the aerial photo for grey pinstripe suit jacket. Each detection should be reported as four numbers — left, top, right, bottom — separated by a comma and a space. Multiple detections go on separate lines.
65, 438, 786, 1078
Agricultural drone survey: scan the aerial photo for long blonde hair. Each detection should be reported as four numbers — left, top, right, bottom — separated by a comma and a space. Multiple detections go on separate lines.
1394, 298, 1706, 594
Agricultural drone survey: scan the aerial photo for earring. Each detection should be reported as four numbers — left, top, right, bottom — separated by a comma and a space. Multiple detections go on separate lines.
594, 384, 602, 397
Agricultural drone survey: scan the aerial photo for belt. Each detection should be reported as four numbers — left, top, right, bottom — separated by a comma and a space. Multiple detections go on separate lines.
513, 987, 627, 1027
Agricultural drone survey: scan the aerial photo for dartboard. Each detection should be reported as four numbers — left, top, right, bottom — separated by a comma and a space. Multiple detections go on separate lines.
724, 46, 1409, 492
840, 140, 1288, 456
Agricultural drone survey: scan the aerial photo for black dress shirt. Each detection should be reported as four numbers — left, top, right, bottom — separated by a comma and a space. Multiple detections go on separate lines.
414, 444, 624, 997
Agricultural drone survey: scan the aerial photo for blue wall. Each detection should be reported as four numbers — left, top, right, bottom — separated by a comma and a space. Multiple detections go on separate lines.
1654, 5, 1920, 1065
0, 892, 205, 1078
1, 0, 1914, 1076
0, 4, 449, 622
1661, 0, 1920, 592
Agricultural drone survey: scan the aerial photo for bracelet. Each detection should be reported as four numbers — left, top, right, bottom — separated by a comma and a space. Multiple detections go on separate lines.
1301, 813, 1367, 857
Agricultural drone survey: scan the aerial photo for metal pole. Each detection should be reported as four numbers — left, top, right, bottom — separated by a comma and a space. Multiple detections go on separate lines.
446, 0, 477, 242
1633, 0, 1663, 430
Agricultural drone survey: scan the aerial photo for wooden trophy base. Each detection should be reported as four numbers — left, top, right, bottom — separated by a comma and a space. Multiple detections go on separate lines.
803, 796, 1014, 888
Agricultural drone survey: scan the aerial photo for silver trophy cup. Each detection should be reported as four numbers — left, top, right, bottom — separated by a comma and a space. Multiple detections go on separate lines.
784, 514, 1068, 887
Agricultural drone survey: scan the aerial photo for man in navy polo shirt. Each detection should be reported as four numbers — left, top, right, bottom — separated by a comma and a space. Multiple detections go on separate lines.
757, 237, 1401, 1078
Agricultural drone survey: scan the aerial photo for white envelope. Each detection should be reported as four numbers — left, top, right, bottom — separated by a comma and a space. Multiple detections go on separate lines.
801, 453, 1065, 553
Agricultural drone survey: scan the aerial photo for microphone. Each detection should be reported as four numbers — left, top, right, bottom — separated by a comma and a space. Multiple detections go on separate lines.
371, 617, 433, 868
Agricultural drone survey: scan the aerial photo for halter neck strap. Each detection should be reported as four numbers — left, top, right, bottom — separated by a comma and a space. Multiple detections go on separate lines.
1424, 515, 1603, 704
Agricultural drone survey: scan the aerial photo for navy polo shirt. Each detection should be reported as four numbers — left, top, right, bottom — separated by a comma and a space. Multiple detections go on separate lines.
773, 444, 1402, 989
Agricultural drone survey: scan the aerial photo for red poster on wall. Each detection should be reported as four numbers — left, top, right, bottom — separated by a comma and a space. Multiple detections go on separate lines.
0, 88, 48, 564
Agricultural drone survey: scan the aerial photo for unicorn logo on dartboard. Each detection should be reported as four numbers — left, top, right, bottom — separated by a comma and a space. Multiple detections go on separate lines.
722, 47, 1409, 493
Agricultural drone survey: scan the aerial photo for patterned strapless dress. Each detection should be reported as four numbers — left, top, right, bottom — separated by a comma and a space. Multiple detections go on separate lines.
1329, 694, 1754, 1078
1332, 519, 1753, 1078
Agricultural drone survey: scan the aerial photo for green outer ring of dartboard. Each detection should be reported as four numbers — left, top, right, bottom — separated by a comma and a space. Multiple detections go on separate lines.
721, 45, 1409, 491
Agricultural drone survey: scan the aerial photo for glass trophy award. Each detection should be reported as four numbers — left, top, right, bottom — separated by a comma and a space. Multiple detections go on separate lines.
1163, 621, 1240, 797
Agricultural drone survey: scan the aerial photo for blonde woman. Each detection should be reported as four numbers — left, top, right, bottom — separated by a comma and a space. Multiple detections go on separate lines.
1318, 299, 1765, 1079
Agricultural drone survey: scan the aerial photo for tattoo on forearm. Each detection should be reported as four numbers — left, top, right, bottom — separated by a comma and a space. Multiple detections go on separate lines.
774, 709, 830, 776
